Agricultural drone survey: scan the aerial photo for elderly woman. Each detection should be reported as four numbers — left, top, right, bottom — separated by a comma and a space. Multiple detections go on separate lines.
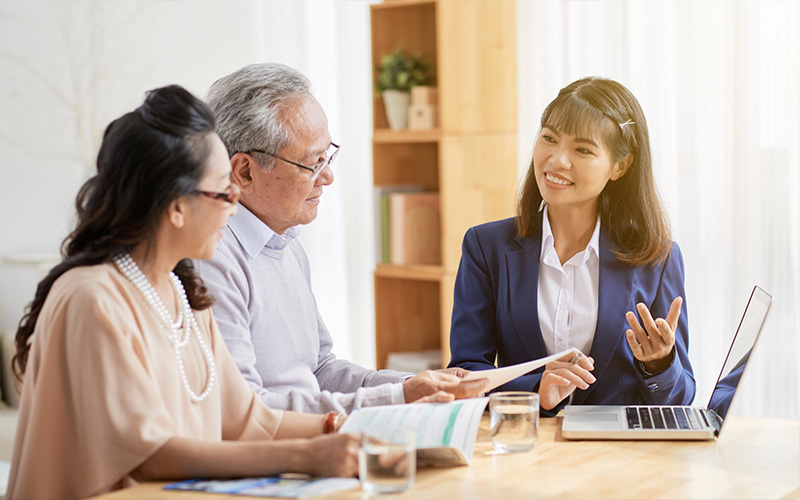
8, 85, 358, 500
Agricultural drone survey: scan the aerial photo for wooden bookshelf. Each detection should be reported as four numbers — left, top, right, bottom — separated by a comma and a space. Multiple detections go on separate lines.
371, 0, 518, 370
373, 128, 440, 144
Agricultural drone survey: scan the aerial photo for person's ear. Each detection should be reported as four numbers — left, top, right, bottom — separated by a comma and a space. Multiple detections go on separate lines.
168, 198, 187, 229
611, 153, 633, 181
231, 153, 257, 194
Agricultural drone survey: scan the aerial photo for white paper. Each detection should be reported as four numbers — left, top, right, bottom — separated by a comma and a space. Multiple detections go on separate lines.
460, 347, 578, 392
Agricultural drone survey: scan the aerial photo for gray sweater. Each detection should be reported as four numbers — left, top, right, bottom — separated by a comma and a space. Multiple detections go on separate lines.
194, 205, 410, 414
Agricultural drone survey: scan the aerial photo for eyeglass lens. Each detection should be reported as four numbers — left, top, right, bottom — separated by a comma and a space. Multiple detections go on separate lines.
311, 143, 339, 177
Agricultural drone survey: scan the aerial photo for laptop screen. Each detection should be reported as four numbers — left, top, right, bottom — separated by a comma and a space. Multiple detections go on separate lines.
706, 286, 773, 421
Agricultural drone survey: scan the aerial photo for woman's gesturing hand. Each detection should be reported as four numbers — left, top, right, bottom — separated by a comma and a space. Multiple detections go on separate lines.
625, 296, 682, 374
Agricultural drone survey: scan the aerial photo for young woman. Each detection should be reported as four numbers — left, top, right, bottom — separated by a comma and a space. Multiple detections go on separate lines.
448, 77, 695, 415
8, 85, 358, 499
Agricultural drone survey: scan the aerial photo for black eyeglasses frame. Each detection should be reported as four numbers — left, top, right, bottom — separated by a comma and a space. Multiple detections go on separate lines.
246, 142, 340, 179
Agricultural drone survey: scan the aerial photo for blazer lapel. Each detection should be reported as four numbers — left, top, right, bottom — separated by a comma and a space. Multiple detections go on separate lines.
571, 230, 636, 405
505, 232, 548, 362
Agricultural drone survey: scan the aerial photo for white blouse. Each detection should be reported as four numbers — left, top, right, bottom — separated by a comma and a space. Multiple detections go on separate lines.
537, 205, 600, 357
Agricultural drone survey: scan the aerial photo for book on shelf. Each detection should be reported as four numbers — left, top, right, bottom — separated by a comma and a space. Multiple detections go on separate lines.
338, 398, 489, 466
386, 349, 442, 373
373, 185, 424, 264
389, 191, 441, 266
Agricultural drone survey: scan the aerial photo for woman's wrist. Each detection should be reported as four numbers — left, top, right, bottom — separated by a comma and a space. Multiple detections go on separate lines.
638, 348, 675, 376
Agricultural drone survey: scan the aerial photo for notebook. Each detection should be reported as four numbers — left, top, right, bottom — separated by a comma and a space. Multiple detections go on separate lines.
561, 285, 773, 440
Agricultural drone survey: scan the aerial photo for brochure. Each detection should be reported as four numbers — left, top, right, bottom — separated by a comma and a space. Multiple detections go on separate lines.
338, 397, 489, 466
164, 475, 359, 498
461, 347, 578, 392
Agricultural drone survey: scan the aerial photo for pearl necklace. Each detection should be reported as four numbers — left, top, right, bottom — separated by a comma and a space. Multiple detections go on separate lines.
113, 252, 216, 403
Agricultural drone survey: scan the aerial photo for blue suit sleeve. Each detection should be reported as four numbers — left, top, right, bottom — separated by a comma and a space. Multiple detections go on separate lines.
448, 227, 541, 393
639, 243, 696, 405
448, 227, 503, 373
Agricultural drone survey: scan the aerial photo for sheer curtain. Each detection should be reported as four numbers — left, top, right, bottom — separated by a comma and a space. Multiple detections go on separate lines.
518, 0, 800, 418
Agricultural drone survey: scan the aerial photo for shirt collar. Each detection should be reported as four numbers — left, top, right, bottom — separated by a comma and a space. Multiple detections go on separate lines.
541, 204, 556, 260
540, 205, 601, 267
228, 204, 300, 258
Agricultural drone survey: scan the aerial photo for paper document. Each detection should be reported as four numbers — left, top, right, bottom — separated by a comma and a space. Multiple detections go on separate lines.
461, 347, 578, 392
339, 397, 489, 466
165, 476, 359, 498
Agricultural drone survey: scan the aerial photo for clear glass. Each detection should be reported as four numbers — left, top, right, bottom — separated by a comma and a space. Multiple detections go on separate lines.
489, 391, 539, 453
358, 429, 416, 494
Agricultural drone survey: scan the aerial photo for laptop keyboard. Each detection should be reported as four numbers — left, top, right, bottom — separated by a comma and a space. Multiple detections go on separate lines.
625, 407, 703, 430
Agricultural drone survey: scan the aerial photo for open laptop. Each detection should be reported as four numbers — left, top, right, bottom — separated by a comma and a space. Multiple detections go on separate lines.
562, 285, 773, 440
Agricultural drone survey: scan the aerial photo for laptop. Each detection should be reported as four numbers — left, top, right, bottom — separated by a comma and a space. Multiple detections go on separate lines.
561, 285, 773, 440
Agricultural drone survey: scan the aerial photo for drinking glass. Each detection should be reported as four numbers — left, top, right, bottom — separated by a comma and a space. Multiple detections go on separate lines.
489, 391, 539, 453
358, 428, 416, 494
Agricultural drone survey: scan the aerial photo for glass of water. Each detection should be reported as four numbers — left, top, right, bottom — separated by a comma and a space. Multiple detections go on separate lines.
489, 391, 539, 453
358, 428, 416, 494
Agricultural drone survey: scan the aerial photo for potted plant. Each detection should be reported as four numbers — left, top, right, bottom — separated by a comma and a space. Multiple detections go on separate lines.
375, 49, 433, 130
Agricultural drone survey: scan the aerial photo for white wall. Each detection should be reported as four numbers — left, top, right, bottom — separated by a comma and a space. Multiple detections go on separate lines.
0, 1, 277, 324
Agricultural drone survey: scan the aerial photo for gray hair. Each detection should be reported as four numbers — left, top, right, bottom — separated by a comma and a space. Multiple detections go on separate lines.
205, 63, 312, 166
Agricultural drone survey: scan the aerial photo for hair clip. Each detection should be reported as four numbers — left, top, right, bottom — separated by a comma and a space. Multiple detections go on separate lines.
619, 119, 636, 128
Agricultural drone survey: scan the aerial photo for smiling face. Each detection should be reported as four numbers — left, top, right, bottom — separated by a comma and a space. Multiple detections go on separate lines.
240, 95, 333, 235
182, 134, 239, 260
533, 121, 630, 216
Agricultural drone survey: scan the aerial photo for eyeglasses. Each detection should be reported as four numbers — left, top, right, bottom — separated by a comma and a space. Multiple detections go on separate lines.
247, 142, 340, 181
193, 183, 241, 205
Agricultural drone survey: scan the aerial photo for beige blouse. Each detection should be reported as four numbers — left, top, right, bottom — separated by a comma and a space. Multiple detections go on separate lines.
8, 263, 283, 500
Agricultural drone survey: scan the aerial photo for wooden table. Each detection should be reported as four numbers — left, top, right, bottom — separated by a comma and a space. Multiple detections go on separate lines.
91, 415, 800, 500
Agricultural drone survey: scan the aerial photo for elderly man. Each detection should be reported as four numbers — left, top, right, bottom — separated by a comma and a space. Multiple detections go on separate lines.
195, 63, 486, 414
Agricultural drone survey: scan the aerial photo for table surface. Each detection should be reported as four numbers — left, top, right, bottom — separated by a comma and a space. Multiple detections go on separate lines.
90, 415, 800, 500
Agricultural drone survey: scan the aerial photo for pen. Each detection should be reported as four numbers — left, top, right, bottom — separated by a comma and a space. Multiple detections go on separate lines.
567, 351, 583, 406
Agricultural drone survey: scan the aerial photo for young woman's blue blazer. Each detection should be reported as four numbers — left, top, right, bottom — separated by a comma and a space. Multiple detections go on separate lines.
448, 216, 696, 413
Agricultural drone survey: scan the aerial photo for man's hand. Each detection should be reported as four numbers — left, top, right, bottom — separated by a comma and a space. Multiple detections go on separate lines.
433, 366, 470, 378
403, 369, 488, 403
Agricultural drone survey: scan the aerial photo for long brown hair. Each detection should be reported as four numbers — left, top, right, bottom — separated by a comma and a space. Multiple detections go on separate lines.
517, 77, 671, 266
13, 85, 216, 380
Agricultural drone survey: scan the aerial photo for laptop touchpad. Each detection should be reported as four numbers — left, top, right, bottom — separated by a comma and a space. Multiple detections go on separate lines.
568, 413, 619, 422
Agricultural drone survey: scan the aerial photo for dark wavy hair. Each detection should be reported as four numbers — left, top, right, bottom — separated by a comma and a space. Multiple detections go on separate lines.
517, 77, 671, 266
13, 84, 217, 380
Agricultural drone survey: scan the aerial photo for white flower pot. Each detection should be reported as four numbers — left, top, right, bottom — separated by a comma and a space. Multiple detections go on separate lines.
382, 90, 411, 130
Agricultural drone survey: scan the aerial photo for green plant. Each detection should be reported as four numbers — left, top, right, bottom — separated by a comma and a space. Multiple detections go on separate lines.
375, 49, 433, 93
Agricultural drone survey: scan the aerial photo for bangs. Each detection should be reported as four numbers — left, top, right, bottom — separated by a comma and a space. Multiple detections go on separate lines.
540, 93, 615, 148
